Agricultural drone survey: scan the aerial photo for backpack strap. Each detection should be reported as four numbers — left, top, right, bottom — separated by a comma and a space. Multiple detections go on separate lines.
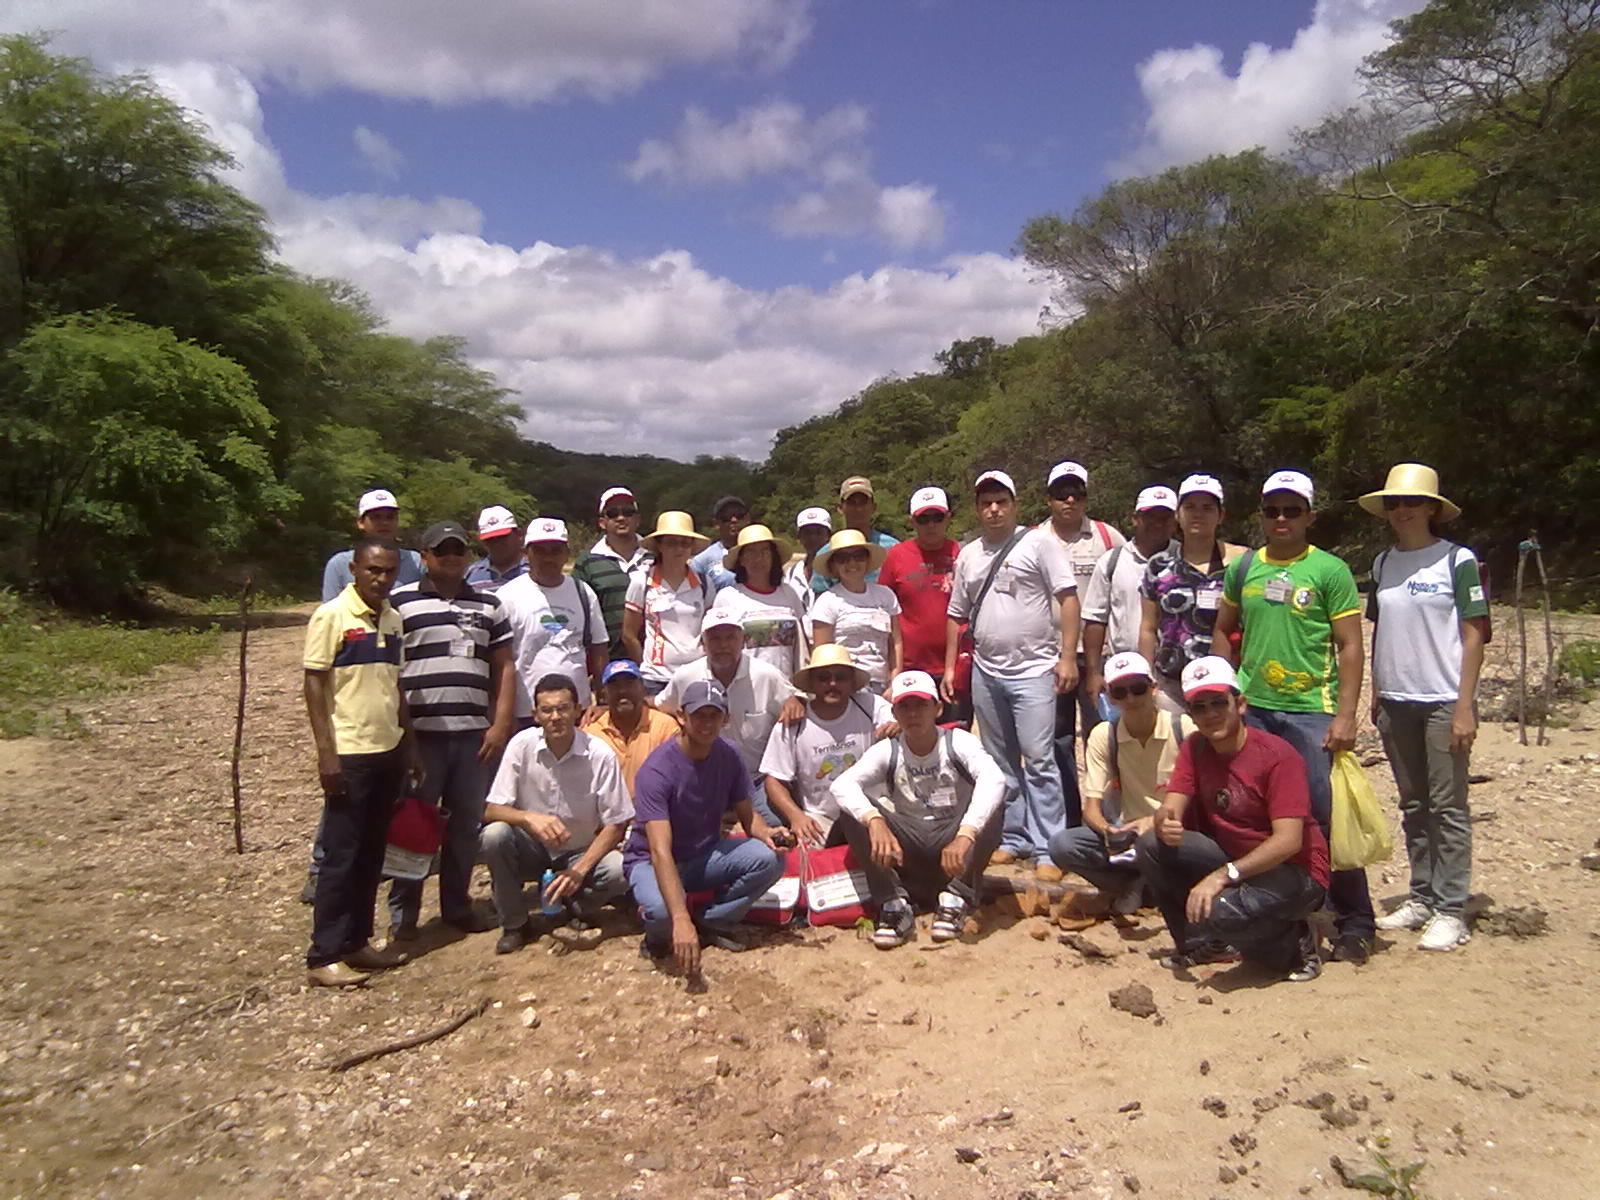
943, 727, 974, 787
1104, 543, 1126, 594
969, 527, 1028, 626
1093, 520, 1114, 551
1104, 712, 1121, 786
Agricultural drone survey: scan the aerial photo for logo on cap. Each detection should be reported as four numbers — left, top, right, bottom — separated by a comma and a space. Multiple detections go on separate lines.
524, 517, 568, 544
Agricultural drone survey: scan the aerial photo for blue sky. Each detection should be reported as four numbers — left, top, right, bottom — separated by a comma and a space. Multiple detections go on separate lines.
6, 0, 1423, 459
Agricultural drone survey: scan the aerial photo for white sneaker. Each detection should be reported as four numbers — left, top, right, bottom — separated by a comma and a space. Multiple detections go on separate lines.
930, 891, 968, 942
1375, 899, 1433, 931
1417, 913, 1470, 952
1111, 879, 1143, 916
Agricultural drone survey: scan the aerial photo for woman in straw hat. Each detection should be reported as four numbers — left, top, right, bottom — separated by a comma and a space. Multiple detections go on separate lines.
811, 529, 902, 693
625, 511, 711, 696
715, 524, 809, 676
1361, 463, 1489, 953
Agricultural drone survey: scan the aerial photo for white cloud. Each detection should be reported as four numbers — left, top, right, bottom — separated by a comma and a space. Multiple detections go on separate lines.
6, 0, 811, 103
352, 126, 404, 181
144, 67, 1042, 460
1117, 0, 1427, 175
631, 100, 946, 249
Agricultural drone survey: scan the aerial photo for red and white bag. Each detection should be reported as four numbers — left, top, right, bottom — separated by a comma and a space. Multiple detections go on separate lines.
382, 796, 444, 881
801, 843, 873, 927
745, 848, 802, 925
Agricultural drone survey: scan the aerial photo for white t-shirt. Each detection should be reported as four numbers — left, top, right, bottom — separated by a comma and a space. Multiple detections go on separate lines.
1041, 518, 1125, 653
948, 527, 1075, 680
658, 653, 796, 780
1370, 542, 1488, 703
625, 566, 709, 684
811, 583, 901, 684
830, 727, 1006, 831
496, 573, 608, 713
1081, 540, 1167, 658
758, 692, 892, 836
715, 582, 808, 677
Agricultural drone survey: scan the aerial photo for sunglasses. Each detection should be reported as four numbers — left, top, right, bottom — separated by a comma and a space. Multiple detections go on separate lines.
1107, 679, 1150, 701
831, 549, 870, 564
1261, 505, 1306, 520
1049, 488, 1087, 501
428, 544, 468, 557
810, 667, 855, 683
1186, 693, 1232, 714
1381, 496, 1429, 510
602, 507, 638, 519
913, 511, 947, 524
717, 510, 749, 522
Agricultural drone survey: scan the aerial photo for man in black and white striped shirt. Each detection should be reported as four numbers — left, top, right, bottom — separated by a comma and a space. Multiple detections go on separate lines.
385, 521, 516, 942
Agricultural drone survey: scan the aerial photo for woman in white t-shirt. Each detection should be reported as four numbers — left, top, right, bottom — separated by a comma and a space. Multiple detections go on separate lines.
716, 524, 808, 676
1360, 464, 1488, 954
811, 529, 902, 692
625, 511, 711, 695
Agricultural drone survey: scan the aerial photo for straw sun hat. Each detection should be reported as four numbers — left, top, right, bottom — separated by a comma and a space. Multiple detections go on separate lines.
1358, 463, 1460, 522
791, 644, 870, 694
813, 528, 888, 578
722, 523, 790, 572
640, 510, 709, 551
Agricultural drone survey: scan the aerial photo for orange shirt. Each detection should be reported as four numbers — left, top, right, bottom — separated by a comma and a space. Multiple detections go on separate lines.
581, 704, 680, 796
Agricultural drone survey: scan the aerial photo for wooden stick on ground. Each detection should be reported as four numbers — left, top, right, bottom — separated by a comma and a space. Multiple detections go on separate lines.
137, 1096, 242, 1148
1534, 541, 1554, 747
231, 577, 253, 854
328, 998, 491, 1073
1515, 544, 1529, 746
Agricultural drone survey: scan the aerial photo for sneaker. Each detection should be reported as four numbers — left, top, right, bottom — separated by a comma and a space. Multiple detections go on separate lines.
930, 891, 968, 943
1286, 926, 1323, 982
1417, 913, 1471, 952
1375, 898, 1433, 931
1159, 941, 1238, 970
495, 922, 534, 955
873, 900, 916, 950
1332, 932, 1372, 965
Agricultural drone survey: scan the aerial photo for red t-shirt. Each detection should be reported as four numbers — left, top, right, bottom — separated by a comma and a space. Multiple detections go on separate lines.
878, 537, 960, 673
1166, 728, 1330, 888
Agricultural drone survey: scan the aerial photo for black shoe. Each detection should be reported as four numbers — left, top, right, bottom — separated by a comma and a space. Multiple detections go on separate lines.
1332, 932, 1372, 964
638, 935, 671, 961
388, 921, 419, 943
300, 877, 316, 904
442, 910, 496, 935
697, 924, 751, 953
1159, 941, 1238, 970
494, 922, 533, 955
872, 900, 916, 950
1287, 925, 1323, 982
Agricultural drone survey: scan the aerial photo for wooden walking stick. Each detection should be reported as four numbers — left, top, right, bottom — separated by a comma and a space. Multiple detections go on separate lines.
231, 577, 254, 854
1515, 540, 1529, 746
1532, 536, 1554, 747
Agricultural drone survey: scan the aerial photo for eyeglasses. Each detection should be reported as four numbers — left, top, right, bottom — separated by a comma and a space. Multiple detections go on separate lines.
1381, 496, 1428, 510
602, 507, 638, 519
1186, 694, 1231, 714
1107, 680, 1150, 701
831, 549, 870, 563
810, 668, 855, 683
913, 512, 947, 524
1261, 505, 1306, 520
1049, 488, 1087, 502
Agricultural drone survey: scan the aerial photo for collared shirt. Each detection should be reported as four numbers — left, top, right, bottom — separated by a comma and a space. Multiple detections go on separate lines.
303, 584, 405, 755
658, 652, 795, 780
587, 536, 653, 574
390, 577, 512, 733
1039, 516, 1125, 653
321, 548, 423, 603
689, 540, 738, 595
1082, 711, 1195, 823
582, 704, 681, 795
625, 564, 709, 683
464, 555, 527, 592
486, 727, 632, 855
1081, 540, 1168, 658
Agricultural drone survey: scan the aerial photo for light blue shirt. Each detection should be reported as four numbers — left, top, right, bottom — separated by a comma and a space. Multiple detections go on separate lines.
690, 540, 737, 596
320, 548, 424, 602
464, 555, 528, 593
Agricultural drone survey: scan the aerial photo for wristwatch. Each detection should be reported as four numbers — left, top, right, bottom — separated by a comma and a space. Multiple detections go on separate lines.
1223, 861, 1241, 884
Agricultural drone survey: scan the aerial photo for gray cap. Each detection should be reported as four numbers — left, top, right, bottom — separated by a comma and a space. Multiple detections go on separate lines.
420, 520, 469, 550
680, 679, 729, 713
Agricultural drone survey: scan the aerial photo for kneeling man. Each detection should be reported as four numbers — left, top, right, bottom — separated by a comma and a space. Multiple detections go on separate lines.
479, 674, 631, 954
1137, 656, 1328, 981
625, 680, 788, 976
830, 671, 1006, 949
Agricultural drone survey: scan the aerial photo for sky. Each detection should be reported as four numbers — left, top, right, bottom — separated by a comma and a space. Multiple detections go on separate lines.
5, 0, 1425, 462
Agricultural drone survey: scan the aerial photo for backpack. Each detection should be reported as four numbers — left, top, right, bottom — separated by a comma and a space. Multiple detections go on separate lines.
1367, 542, 1493, 643
886, 727, 975, 794
1091, 520, 1115, 551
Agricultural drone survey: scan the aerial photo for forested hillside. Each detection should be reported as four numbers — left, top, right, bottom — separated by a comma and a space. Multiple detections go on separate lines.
3, 1, 1596, 608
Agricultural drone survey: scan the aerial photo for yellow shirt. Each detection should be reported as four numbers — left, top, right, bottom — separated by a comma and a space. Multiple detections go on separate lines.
582, 704, 680, 796
304, 584, 405, 756
1083, 712, 1195, 823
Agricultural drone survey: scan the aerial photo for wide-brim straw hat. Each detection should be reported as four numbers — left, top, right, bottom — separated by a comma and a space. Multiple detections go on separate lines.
791, 643, 871, 694
641, 510, 710, 551
814, 528, 887, 578
1358, 463, 1460, 522
722, 523, 790, 572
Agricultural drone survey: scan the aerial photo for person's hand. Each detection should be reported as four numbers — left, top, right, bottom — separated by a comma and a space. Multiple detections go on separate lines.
873, 719, 900, 741
1325, 713, 1357, 754
317, 749, 345, 799
940, 833, 974, 879
1154, 803, 1185, 847
778, 696, 806, 725
477, 720, 512, 765
580, 703, 605, 726
543, 866, 584, 905
939, 672, 959, 705
1450, 704, 1478, 755
671, 914, 701, 977
1125, 815, 1155, 838
1185, 868, 1229, 924
1053, 655, 1079, 695
404, 752, 426, 795
791, 812, 826, 848
866, 817, 902, 870
524, 812, 569, 847
1083, 670, 1105, 706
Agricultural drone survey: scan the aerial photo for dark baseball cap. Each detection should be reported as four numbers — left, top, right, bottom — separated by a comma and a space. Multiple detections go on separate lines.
711, 495, 748, 518
420, 521, 470, 550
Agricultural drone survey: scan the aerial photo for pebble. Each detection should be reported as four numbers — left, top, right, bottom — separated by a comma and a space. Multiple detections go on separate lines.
519, 1007, 540, 1029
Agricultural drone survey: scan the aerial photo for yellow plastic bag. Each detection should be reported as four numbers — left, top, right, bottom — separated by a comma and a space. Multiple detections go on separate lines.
1329, 751, 1393, 870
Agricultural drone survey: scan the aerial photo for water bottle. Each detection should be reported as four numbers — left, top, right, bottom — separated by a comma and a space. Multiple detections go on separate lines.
540, 868, 563, 917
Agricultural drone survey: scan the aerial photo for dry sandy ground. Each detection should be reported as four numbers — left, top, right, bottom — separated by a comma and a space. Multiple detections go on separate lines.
1, 612, 1598, 1200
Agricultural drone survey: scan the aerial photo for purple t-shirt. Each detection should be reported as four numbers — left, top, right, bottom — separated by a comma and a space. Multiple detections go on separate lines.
622, 737, 749, 870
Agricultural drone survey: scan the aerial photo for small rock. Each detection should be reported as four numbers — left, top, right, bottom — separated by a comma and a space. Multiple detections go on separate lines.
1123, 1174, 1141, 1193
1108, 982, 1159, 1019
519, 1007, 540, 1029
1200, 1095, 1227, 1118
954, 1147, 982, 1164
1117, 1100, 1141, 1113
1197, 994, 1214, 1005
1199, 1059, 1210, 1076
1218, 1166, 1238, 1184
1027, 917, 1051, 941
1320, 1106, 1359, 1129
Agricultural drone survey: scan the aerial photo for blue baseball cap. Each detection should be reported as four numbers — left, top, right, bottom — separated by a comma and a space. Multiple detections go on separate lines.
681, 679, 729, 713
600, 659, 642, 686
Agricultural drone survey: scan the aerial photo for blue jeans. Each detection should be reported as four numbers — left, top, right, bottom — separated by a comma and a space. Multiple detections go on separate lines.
1245, 707, 1376, 939
1048, 825, 1138, 893
628, 837, 785, 940
971, 665, 1067, 858
746, 775, 781, 827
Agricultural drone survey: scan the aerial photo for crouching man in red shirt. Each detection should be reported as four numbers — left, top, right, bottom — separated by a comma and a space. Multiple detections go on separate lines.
1137, 655, 1329, 982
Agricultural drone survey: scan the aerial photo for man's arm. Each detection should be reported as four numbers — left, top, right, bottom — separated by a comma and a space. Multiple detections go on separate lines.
1137, 595, 1160, 665
940, 616, 963, 704
479, 643, 516, 763
1054, 588, 1081, 694
303, 670, 342, 795
644, 818, 700, 975
1326, 612, 1364, 752
1185, 815, 1307, 923
1210, 601, 1240, 666
1082, 621, 1108, 700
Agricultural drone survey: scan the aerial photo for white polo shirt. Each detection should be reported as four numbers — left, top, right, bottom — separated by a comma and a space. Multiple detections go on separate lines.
486, 727, 633, 856
626, 565, 709, 684
658, 652, 795, 780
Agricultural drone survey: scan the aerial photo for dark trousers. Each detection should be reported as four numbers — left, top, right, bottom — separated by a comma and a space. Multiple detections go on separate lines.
307, 748, 404, 968
929, 671, 973, 727
1136, 830, 1326, 971
386, 731, 486, 927
1050, 661, 1094, 826
835, 804, 1003, 911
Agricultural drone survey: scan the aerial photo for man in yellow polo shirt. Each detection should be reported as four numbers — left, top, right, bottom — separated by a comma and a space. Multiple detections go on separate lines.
303, 538, 419, 987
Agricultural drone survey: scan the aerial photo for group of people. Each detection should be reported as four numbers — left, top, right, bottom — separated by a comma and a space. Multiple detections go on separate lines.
302, 459, 1487, 988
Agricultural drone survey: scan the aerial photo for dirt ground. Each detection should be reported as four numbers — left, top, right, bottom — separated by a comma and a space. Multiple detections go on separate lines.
2, 609, 1598, 1200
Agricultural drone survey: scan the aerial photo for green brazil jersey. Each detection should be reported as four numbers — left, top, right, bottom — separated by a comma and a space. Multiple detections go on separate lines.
1221, 546, 1361, 715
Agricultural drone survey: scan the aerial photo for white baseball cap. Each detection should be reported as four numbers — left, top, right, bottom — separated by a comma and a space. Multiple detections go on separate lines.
597, 486, 635, 513
1178, 473, 1224, 503
974, 469, 1016, 496
1181, 655, 1238, 700
1104, 651, 1153, 686
523, 517, 569, 545
888, 670, 940, 703
476, 505, 518, 540
1135, 486, 1178, 512
909, 486, 949, 516
701, 607, 743, 635
357, 488, 399, 516
795, 506, 832, 531
1046, 461, 1088, 489
1262, 469, 1314, 506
